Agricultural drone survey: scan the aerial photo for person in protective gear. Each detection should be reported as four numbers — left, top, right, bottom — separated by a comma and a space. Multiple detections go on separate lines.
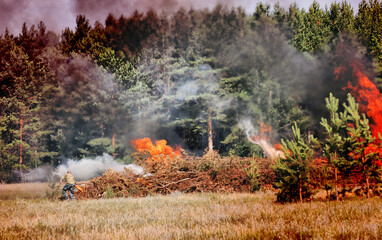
60, 171, 76, 200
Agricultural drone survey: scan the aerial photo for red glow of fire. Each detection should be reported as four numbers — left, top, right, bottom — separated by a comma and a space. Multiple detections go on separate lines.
130, 137, 182, 164
342, 63, 382, 137
335, 62, 382, 166
273, 143, 283, 151
313, 158, 328, 165
250, 121, 284, 159
250, 121, 272, 142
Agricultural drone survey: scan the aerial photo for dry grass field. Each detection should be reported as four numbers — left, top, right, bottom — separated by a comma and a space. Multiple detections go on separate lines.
0, 182, 51, 200
0, 183, 382, 239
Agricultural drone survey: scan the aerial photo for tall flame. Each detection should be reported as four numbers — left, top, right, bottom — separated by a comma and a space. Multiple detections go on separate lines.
336, 62, 382, 167
341, 63, 382, 137
130, 138, 182, 164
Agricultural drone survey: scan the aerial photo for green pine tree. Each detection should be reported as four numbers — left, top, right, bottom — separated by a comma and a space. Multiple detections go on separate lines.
312, 93, 348, 201
274, 122, 314, 203
342, 93, 382, 198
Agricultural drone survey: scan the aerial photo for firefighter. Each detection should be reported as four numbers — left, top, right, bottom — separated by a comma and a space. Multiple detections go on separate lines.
60, 171, 76, 200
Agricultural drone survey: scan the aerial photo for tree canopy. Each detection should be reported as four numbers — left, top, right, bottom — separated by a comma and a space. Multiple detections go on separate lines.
1, 1, 382, 183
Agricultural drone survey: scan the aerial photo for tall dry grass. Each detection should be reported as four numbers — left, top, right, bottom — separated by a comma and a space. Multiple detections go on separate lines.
0, 182, 51, 200
0, 189, 381, 239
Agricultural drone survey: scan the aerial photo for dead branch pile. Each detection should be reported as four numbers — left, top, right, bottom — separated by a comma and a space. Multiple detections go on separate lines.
76, 151, 257, 199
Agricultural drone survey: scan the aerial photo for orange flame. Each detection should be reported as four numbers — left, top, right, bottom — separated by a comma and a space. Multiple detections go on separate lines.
341, 63, 382, 137
250, 121, 272, 142
130, 137, 182, 164
335, 62, 382, 166
249, 121, 284, 159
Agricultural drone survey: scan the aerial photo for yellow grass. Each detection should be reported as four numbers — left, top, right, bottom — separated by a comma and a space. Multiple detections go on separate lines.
0, 184, 381, 239
0, 182, 51, 200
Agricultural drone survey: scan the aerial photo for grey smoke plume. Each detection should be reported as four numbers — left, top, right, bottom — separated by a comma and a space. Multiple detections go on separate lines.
0, 0, 75, 35
0, 0, 363, 35
131, 61, 233, 143
24, 153, 144, 182
54, 153, 143, 181
240, 119, 284, 159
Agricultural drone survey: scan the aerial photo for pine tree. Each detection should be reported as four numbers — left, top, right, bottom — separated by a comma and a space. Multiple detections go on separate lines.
313, 93, 382, 199
356, 0, 382, 63
312, 93, 348, 201
342, 93, 382, 198
274, 122, 314, 203
292, 1, 331, 52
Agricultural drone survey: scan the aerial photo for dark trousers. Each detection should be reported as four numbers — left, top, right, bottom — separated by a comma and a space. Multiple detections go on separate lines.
62, 183, 75, 200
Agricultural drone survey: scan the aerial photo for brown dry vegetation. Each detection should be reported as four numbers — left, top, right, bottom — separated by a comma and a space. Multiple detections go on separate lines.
76, 152, 275, 199
0, 191, 381, 240
0, 182, 50, 200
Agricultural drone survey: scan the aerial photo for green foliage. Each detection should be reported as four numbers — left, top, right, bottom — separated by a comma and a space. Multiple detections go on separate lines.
78, 138, 112, 157
326, 1, 355, 36
342, 94, 382, 196
1, 1, 382, 182
0, 140, 18, 183
246, 159, 261, 192
106, 185, 114, 198
315, 93, 348, 167
313, 93, 382, 198
356, 0, 382, 63
274, 123, 314, 203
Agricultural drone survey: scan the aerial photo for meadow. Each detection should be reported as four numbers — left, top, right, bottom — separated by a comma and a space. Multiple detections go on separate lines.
0, 183, 381, 240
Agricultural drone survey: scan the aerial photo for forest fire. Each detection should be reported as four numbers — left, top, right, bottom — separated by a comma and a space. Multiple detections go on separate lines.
247, 121, 284, 159
130, 138, 182, 164
336, 62, 382, 165
340, 62, 382, 137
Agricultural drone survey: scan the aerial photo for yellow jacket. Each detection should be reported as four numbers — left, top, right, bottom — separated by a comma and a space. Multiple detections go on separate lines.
61, 173, 76, 185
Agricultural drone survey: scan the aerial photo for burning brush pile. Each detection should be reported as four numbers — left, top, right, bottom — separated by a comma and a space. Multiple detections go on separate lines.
76, 138, 271, 199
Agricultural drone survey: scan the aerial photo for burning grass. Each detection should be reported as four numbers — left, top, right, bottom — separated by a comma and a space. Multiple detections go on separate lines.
0, 191, 381, 239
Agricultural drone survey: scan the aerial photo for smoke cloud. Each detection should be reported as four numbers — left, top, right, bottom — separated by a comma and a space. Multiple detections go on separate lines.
0, 0, 363, 35
24, 153, 144, 182
130, 61, 233, 146
54, 153, 143, 181
239, 119, 284, 159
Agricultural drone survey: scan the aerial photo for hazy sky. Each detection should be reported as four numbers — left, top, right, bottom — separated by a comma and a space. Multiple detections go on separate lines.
1, 0, 364, 35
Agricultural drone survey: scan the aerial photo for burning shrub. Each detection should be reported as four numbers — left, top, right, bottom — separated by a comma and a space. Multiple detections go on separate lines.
75, 148, 277, 199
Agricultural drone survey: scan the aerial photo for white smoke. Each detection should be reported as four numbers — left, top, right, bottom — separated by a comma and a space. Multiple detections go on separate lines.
175, 81, 200, 101
24, 153, 144, 182
240, 118, 284, 159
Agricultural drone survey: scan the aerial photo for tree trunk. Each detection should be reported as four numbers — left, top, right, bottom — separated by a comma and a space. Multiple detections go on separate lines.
335, 167, 339, 201
334, 151, 339, 202
366, 174, 370, 198
19, 118, 24, 182
208, 109, 213, 153
299, 183, 303, 204
112, 133, 117, 159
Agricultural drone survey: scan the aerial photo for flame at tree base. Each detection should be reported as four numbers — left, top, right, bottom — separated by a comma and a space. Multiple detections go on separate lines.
340, 62, 382, 137
243, 120, 284, 159
336, 62, 382, 167
248, 137, 284, 159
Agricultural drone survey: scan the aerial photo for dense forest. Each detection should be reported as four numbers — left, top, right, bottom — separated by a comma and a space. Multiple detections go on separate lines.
1, 0, 382, 185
